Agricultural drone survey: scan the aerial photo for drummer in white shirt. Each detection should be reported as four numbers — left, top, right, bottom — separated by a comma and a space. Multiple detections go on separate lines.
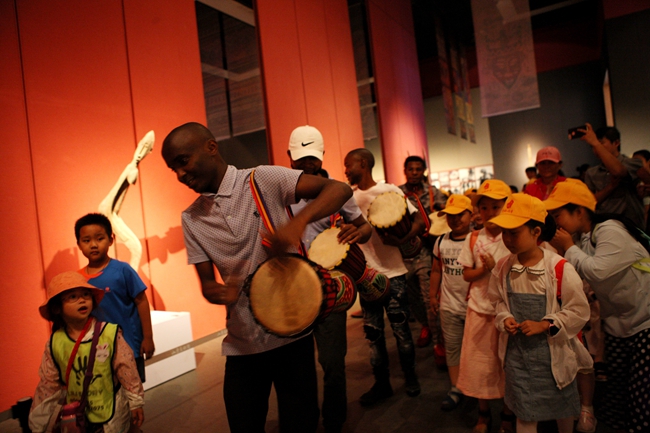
343, 148, 426, 406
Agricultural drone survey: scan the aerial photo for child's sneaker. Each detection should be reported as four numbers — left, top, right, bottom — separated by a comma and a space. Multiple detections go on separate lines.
576, 408, 597, 433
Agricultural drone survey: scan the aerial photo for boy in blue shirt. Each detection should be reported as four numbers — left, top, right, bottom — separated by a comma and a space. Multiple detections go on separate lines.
75, 213, 155, 382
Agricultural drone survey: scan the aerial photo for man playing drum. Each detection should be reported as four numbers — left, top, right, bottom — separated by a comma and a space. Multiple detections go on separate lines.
287, 125, 372, 433
343, 148, 426, 406
398, 155, 447, 349
161, 122, 353, 433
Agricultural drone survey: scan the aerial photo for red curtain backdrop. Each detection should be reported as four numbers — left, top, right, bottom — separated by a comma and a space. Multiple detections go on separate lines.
366, 0, 428, 184
256, 0, 363, 181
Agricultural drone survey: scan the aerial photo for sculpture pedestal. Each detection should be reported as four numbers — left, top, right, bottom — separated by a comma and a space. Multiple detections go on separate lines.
144, 311, 196, 390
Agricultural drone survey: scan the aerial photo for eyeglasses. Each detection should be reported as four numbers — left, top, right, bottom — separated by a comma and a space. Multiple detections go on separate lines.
61, 289, 93, 303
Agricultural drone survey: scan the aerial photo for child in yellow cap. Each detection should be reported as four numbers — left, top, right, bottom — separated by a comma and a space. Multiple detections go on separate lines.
455, 179, 514, 433
545, 180, 650, 433
430, 194, 473, 411
29, 271, 144, 433
488, 193, 591, 433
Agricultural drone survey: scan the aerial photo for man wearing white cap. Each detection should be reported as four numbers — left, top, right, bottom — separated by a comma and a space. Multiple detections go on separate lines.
288, 125, 372, 433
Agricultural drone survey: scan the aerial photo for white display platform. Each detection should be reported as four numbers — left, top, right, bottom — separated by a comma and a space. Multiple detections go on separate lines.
144, 311, 196, 390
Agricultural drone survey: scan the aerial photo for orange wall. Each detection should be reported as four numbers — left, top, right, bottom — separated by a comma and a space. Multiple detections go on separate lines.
1, 0, 427, 412
0, 0, 51, 411
0, 0, 221, 411
256, 0, 364, 180
367, 0, 428, 184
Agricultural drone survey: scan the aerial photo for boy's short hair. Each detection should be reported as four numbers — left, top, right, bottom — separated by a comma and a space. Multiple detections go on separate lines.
525, 166, 536, 173
403, 155, 427, 169
75, 213, 113, 241
633, 149, 650, 162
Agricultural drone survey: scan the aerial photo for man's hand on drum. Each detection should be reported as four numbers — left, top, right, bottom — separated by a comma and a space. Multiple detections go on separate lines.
201, 280, 239, 305
267, 218, 307, 257
338, 223, 362, 245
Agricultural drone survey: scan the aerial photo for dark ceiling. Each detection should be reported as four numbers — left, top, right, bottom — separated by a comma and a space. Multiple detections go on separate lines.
411, 0, 601, 61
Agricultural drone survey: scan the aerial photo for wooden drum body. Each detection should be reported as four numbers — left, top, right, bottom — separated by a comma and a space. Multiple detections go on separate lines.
308, 228, 389, 303
246, 255, 356, 337
367, 191, 422, 259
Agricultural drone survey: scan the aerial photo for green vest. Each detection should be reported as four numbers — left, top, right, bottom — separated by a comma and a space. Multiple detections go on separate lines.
51, 322, 118, 424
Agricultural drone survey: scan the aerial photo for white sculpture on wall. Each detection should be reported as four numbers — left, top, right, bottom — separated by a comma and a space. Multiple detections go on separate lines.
98, 130, 155, 270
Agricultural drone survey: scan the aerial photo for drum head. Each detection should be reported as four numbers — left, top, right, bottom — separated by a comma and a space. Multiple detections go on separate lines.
367, 191, 407, 228
308, 227, 349, 270
249, 256, 322, 336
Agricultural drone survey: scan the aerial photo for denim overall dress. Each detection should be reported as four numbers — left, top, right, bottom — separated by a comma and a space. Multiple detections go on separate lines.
503, 271, 580, 422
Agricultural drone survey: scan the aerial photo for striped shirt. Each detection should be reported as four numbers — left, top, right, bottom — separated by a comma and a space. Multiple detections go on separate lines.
182, 165, 306, 355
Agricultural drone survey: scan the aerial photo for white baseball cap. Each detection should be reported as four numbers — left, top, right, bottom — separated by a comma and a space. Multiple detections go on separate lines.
288, 125, 324, 161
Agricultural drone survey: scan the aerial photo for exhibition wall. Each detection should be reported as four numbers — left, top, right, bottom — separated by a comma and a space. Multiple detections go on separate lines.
0, 0, 426, 412
367, 0, 428, 184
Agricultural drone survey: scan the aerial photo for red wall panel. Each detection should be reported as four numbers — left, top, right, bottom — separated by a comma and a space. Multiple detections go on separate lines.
367, 0, 428, 184
122, 0, 223, 339
323, 0, 365, 178
256, 0, 308, 166
257, 0, 362, 181
18, 0, 148, 282
0, 0, 51, 411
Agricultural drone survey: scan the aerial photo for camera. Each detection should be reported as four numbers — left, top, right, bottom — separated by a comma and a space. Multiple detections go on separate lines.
568, 125, 586, 140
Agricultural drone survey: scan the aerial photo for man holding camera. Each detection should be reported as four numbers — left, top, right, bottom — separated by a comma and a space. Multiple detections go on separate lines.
579, 123, 647, 229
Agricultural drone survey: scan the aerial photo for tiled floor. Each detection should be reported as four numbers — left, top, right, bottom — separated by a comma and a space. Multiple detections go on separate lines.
1, 308, 616, 432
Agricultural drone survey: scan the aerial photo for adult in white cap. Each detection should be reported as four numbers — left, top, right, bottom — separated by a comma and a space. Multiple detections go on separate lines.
523, 146, 566, 201
288, 125, 372, 433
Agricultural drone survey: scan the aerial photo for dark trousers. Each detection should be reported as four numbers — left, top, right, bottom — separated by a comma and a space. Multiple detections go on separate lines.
223, 336, 319, 433
314, 311, 348, 431
360, 274, 416, 378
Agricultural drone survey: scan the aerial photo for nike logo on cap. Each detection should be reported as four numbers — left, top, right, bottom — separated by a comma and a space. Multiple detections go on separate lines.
301, 141, 314, 147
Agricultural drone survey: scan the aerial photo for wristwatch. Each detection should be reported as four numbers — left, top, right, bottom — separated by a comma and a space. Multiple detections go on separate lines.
544, 319, 559, 336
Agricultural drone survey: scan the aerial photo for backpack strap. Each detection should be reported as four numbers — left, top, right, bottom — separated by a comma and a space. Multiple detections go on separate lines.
554, 259, 567, 307
465, 230, 481, 301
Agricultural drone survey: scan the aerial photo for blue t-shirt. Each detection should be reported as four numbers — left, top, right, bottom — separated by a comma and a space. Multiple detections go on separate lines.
83, 259, 147, 358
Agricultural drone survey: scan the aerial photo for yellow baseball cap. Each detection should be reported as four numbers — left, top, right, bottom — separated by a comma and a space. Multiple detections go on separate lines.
544, 179, 596, 211
463, 188, 477, 197
472, 179, 511, 205
437, 194, 473, 216
490, 193, 547, 229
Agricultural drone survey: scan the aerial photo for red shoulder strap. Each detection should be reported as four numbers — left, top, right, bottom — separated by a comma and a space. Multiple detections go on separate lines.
404, 191, 431, 235
555, 259, 567, 307
469, 230, 479, 251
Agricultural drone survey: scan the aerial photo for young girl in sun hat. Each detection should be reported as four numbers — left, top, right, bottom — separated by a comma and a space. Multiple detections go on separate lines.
545, 180, 650, 433
29, 271, 144, 433
456, 179, 514, 433
488, 193, 592, 433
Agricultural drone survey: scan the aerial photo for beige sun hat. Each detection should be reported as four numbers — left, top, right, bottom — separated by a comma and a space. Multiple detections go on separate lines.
39, 271, 104, 320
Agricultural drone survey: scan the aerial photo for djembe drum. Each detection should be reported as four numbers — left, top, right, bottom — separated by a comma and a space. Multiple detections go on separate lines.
308, 227, 390, 303
367, 191, 422, 259
245, 254, 356, 337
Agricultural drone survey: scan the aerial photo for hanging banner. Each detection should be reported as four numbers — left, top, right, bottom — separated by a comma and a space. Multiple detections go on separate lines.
436, 19, 456, 135
449, 42, 467, 139
460, 46, 476, 143
471, 0, 540, 117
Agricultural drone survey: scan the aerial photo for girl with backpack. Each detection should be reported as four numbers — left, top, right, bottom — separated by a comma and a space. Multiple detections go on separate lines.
489, 193, 592, 433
